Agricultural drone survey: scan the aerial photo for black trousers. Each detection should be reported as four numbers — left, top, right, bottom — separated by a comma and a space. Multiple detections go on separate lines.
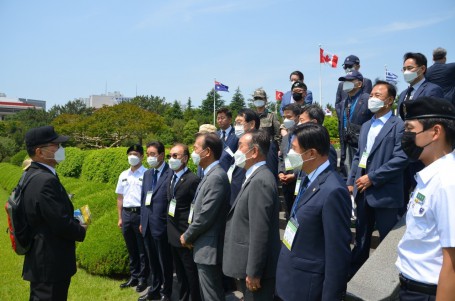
399, 287, 436, 301
122, 210, 148, 282
144, 232, 174, 298
172, 246, 202, 301
29, 279, 70, 301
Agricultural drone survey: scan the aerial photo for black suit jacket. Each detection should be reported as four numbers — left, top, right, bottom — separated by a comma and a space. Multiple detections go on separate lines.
22, 162, 86, 282
335, 78, 373, 106
167, 168, 201, 247
217, 128, 239, 172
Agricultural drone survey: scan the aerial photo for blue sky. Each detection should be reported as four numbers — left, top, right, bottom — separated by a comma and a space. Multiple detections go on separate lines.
1, 0, 455, 111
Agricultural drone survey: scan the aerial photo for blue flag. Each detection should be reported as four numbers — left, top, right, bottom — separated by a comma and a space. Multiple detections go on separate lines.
386, 71, 398, 85
215, 81, 229, 92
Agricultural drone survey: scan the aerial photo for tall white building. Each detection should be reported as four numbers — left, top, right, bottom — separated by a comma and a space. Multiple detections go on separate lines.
87, 91, 133, 108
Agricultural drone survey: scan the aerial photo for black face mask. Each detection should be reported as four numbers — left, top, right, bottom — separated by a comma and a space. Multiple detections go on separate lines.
292, 93, 303, 102
401, 130, 432, 161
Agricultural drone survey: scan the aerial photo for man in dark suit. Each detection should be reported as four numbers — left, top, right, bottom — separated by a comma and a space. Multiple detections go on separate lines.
167, 143, 202, 301
347, 81, 409, 278
224, 129, 280, 301
275, 123, 352, 301
335, 55, 373, 106
23, 126, 87, 300
425, 47, 455, 104
139, 141, 173, 301
279, 70, 313, 116
216, 107, 238, 172
181, 133, 230, 301
336, 70, 374, 179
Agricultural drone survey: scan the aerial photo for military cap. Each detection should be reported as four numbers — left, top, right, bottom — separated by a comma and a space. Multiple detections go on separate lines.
400, 97, 455, 120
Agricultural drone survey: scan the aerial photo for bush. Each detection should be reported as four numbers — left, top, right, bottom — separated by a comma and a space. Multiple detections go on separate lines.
323, 115, 339, 139
56, 147, 87, 178
9, 150, 28, 167
81, 148, 130, 184
0, 163, 22, 192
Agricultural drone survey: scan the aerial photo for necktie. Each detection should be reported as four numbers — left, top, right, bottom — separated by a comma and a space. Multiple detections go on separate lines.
222, 130, 226, 141
151, 169, 158, 192
290, 176, 310, 219
171, 174, 178, 198
404, 86, 414, 102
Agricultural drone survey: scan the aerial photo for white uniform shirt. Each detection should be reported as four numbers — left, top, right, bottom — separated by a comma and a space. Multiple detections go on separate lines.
396, 151, 455, 284
115, 165, 147, 208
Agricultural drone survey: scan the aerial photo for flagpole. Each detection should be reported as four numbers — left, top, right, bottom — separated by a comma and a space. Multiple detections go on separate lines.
384, 64, 387, 80
319, 44, 322, 107
213, 78, 216, 125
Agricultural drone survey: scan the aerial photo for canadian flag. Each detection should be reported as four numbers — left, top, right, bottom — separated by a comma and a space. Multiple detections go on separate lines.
275, 90, 284, 101
320, 48, 338, 68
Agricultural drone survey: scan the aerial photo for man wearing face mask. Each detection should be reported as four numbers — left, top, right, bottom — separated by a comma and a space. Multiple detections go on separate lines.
396, 97, 455, 301
22, 126, 87, 301
347, 81, 409, 278
278, 103, 301, 218
139, 141, 173, 301
275, 123, 352, 301
335, 55, 373, 107
181, 133, 230, 301
279, 71, 314, 116
116, 144, 149, 292
224, 129, 280, 301
166, 143, 202, 301
336, 70, 374, 179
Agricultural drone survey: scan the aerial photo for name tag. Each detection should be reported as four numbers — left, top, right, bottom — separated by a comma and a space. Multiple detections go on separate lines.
145, 191, 153, 206
294, 179, 301, 196
359, 152, 369, 169
285, 157, 293, 171
227, 165, 235, 183
225, 146, 234, 157
283, 217, 299, 250
168, 198, 176, 217
188, 204, 194, 224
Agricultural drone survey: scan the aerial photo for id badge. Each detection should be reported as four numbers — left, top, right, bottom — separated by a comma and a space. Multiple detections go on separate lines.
168, 198, 177, 217
294, 179, 301, 196
359, 152, 369, 169
145, 191, 153, 206
283, 217, 299, 250
188, 204, 194, 224
225, 146, 234, 157
227, 165, 235, 183
285, 157, 293, 171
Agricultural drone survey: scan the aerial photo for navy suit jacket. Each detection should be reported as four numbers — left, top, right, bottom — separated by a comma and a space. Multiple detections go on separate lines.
217, 128, 238, 172
279, 89, 313, 116
397, 79, 444, 114
347, 115, 409, 208
426, 62, 455, 104
141, 162, 173, 238
275, 165, 352, 301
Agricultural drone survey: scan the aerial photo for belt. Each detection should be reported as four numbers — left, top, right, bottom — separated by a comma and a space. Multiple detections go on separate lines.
123, 207, 141, 213
399, 274, 437, 296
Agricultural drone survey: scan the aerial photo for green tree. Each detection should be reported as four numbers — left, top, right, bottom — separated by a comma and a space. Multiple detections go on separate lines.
183, 97, 194, 121
164, 100, 183, 125
200, 89, 225, 123
48, 99, 94, 119
0, 137, 17, 162
171, 119, 186, 143
229, 87, 246, 115
183, 119, 199, 145
123, 95, 170, 115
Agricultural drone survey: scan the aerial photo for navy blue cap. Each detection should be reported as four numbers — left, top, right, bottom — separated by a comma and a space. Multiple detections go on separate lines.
343, 55, 360, 67
338, 70, 363, 82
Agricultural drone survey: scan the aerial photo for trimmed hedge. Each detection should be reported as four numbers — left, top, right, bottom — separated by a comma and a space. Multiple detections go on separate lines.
9, 150, 28, 167
81, 148, 130, 184
56, 147, 87, 178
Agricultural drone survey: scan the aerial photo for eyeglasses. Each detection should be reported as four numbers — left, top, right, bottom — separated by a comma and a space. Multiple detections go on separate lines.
38, 143, 60, 149
343, 65, 354, 70
167, 153, 185, 159
402, 65, 419, 72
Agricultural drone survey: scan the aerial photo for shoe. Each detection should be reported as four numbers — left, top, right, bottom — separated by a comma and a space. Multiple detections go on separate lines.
137, 293, 160, 301
160, 296, 171, 301
136, 281, 147, 292
120, 278, 138, 289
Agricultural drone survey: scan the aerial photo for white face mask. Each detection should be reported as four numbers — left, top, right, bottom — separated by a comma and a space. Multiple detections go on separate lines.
234, 125, 244, 138
403, 70, 418, 84
342, 81, 355, 93
253, 100, 265, 107
191, 149, 206, 166
128, 155, 141, 166
368, 97, 385, 113
283, 118, 295, 129
286, 149, 314, 170
54, 146, 65, 163
233, 148, 253, 169
147, 156, 159, 168
169, 158, 183, 171
345, 67, 354, 74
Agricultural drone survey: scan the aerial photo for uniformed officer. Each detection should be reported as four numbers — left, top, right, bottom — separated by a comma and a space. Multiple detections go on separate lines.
116, 144, 149, 292
396, 97, 455, 300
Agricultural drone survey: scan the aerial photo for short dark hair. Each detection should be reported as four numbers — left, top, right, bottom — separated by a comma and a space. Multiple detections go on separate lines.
246, 129, 270, 157
373, 80, 397, 99
238, 108, 260, 130
420, 118, 455, 149
403, 52, 427, 72
216, 107, 232, 119
283, 103, 301, 117
301, 104, 325, 125
146, 141, 165, 154
433, 47, 447, 61
197, 132, 223, 160
289, 71, 304, 81
293, 123, 330, 156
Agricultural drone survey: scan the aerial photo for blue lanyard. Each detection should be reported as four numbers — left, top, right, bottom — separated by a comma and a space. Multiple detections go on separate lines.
290, 171, 309, 219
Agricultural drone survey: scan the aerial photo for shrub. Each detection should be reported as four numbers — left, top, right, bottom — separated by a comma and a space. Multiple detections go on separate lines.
0, 163, 22, 192
56, 147, 87, 178
323, 115, 339, 139
9, 150, 28, 167
81, 148, 130, 184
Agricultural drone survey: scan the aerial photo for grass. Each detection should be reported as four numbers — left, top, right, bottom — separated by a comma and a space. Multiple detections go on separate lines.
0, 187, 143, 301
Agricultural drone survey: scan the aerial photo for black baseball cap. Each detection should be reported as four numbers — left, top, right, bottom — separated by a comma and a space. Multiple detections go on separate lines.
25, 126, 68, 148
400, 97, 455, 120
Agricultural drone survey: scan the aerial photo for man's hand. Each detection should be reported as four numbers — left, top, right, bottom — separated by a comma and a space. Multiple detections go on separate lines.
118, 219, 122, 228
355, 174, 372, 193
246, 276, 261, 292
139, 224, 142, 234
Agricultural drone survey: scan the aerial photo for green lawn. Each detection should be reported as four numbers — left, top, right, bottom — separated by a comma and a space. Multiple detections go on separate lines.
0, 188, 141, 301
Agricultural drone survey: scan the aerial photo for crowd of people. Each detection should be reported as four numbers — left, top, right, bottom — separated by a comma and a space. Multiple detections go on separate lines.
18, 48, 455, 301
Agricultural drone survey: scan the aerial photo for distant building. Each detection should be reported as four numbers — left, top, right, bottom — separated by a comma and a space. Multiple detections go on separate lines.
86, 91, 133, 108
0, 94, 45, 120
